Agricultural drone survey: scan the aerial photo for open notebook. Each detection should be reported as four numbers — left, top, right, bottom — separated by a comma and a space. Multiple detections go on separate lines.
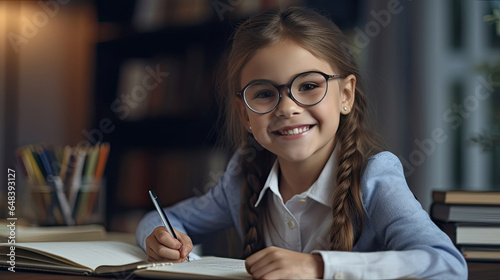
0, 241, 251, 279
134, 257, 251, 279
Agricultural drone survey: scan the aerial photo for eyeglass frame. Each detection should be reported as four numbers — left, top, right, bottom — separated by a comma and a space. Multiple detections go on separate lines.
236, 71, 346, 114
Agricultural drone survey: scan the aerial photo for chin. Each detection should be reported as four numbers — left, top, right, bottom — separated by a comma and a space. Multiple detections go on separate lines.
276, 149, 315, 163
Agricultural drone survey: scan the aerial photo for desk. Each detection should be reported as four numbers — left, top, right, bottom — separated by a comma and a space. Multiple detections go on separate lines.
1, 262, 499, 279
0, 270, 153, 280
0, 271, 119, 280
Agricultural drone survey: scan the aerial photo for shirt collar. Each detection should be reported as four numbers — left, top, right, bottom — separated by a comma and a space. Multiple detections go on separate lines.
254, 149, 337, 207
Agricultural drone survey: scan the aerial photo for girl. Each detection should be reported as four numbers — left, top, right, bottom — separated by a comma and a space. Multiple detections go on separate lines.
136, 7, 467, 279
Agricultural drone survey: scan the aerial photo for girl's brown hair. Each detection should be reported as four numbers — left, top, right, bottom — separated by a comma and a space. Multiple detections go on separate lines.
219, 6, 386, 257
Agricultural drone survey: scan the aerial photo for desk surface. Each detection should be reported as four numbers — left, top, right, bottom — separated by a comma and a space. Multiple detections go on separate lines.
1, 261, 498, 279
0, 270, 156, 280
0, 271, 116, 280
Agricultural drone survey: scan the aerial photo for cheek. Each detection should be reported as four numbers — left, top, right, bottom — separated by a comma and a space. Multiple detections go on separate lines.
246, 112, 273, 144
317, 92, 340, 115
246, 109, 256, 126
313, 100, 341, 131
248, 117, 268, 134
319, 112, 340, 131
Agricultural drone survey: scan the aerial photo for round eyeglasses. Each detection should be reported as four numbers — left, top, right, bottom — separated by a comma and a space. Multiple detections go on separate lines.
237, 71, 345, 114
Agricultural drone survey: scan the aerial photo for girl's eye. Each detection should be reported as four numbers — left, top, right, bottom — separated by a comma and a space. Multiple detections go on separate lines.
299, 83, 318, 91
254, 90, 276, 99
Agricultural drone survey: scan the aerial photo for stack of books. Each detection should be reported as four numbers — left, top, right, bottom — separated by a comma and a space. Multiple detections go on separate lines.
431, 190, 500, 262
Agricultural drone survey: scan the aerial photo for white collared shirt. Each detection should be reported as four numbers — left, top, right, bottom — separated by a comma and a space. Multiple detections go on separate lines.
254, 151, 336, 253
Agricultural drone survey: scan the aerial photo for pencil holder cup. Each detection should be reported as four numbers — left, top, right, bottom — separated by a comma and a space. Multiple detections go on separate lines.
24, 180, 106, 226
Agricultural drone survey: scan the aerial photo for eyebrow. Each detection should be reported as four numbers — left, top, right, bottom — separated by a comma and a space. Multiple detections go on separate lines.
242, 70, 322, 87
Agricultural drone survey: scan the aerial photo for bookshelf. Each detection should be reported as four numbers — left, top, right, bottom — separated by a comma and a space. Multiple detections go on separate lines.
90, 0, 360, 256
92, 3, 234, 234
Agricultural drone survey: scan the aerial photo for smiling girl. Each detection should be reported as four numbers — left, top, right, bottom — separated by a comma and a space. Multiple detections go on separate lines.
136, 7, 467, 279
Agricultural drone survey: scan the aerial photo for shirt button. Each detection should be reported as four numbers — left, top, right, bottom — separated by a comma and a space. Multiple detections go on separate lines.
298, 198, 307, 204
287, 220, 296, 229
334, 272, 345, 279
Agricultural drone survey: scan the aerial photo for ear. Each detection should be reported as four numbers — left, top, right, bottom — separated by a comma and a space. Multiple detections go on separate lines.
340, 74, 356, 115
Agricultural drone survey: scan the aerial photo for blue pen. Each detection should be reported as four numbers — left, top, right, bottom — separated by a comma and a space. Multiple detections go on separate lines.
38, 147, 74, 225
148, 190, 190, 262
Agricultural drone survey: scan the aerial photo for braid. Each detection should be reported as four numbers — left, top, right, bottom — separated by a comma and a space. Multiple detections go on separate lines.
240, 136, 275, 258
329, 91, 371, 251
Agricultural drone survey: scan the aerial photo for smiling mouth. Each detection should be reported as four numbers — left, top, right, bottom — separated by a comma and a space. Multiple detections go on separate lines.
274, 125, 314, 136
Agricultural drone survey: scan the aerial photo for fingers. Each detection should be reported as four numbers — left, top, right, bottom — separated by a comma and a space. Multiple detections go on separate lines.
249, 260, 282, 279
245, 247, 323, 279
174, 228, 193, 260
146, 245, 165, 262
145, 226, 185, 262
245, 247, 281, 277
245, 248, 265, 273
155, 227, 182, 249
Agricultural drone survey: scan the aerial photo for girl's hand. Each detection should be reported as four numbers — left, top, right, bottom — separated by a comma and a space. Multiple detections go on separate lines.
245, 246, 324, 279
145, 226, 193, 262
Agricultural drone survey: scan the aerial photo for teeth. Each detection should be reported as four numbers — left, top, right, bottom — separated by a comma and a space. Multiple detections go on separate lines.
279, 126, 310, 135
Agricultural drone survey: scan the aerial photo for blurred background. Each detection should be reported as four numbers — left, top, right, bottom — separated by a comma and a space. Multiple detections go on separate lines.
0, 0, 499, 240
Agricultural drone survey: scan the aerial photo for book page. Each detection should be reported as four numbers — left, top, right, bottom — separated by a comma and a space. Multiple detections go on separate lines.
0, 241, 147, 272
135, 256, 251, 279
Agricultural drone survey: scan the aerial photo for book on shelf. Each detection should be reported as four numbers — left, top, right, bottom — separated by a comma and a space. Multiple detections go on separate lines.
117, 150, 154, 208
159, 55, 186, 116
461, 246, 500, 262
117, 149, 227, 208
456, 224, 500, 246
434, 221, 500, 247
431, 203, 500, 224
115, 52, 212, 120
432, 190, 500, 205
117, 59, 152, 121
0, 241, 250, 279
132, 0, 211, 31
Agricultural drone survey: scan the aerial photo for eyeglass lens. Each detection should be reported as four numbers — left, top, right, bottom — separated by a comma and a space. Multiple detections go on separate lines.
243, 72, 328, 113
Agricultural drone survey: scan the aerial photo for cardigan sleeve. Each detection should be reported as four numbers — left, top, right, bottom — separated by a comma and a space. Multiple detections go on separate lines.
314, 152, 467, 279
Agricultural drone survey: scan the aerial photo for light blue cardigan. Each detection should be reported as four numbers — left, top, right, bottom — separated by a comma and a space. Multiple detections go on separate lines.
136, 151, 467, 279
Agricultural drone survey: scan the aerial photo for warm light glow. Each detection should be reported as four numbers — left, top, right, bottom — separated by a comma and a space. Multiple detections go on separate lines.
1, 0, 97, 147
0, 2, 20, 36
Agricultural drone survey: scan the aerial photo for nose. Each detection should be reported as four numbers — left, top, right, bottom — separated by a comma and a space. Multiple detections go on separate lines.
274, 88, 302, 118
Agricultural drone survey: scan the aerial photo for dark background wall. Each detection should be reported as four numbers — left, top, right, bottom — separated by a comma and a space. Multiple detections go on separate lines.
1, 0, 498, 237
